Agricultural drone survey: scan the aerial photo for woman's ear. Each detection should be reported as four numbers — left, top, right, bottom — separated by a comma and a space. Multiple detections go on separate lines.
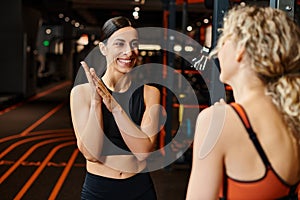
236, 46, 246, 62
99, 42, 107, 56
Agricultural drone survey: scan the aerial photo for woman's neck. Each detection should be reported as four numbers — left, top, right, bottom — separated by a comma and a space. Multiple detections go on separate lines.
101, 74, 116, 90
102, 70, 130, 92
232, 84, 266, 104
230, 71, 266, 104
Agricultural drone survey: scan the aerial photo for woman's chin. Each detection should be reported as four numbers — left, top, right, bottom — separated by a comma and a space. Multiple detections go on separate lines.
117, 61, 135, 71
117, 66, 134, 74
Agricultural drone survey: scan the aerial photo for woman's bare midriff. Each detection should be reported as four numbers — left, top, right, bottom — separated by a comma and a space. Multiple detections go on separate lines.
86, 155, 147, 179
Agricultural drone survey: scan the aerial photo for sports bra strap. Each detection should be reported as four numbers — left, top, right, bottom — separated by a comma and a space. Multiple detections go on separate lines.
230, 103, 271, 167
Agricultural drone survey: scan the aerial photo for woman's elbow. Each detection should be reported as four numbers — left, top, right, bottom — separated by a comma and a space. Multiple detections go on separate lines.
76, 140, 84, 152
134, 151, 151, 161
76, 141, 98, 162
134, 144, 156, 161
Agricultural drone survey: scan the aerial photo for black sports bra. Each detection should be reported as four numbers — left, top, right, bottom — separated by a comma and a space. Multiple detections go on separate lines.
101, 83, 145, 155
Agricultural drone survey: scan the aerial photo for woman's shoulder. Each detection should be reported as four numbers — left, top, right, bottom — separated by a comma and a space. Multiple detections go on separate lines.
193, 103, 233, 158
143, 84, 160, 96
70, 83, 90, 98
142, 84, 160, 106
71, 83, 90, 91
195, 103, 238, 146
196, 102, 233, 122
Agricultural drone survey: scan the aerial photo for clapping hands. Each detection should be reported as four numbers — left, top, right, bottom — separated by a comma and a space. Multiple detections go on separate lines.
81, 61, 119, 112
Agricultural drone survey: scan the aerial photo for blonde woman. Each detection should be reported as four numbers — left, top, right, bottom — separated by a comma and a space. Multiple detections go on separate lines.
186, 5, 300, 199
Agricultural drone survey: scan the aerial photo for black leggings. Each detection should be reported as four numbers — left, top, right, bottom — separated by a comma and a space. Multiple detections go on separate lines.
81, 171, 157, 200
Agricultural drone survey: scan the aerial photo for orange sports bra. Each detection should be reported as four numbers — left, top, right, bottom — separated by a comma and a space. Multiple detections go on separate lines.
219, 103, 300, 200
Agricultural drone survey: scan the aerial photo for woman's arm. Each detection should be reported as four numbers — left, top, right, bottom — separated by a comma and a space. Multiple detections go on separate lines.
70, 68, 105, 161
186, 105, 226, 200
112, 85, 161, 161
86, 63, 162, 161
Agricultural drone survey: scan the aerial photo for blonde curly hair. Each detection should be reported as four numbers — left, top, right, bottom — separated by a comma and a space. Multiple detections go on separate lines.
210, 5, 300, 138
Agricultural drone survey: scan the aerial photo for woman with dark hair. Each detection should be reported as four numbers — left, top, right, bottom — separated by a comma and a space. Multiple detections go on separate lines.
70, 16, 160, 200
186, 5, 300, 199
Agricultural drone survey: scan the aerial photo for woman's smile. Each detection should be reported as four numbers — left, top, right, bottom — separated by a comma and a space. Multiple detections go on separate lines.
117, 57, 135, 67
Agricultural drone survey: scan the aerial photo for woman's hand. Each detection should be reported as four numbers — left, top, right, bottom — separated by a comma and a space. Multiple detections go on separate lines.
81, 61, 101, 102
92, 68, 120, 112
81, 61, 119, 112
214, 98, 226, 106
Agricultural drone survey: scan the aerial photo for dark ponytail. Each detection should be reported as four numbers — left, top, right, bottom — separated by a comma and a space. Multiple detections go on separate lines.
100, 16, 133, 43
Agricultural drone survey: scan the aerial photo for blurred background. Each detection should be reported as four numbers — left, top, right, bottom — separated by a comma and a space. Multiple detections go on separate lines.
2, 0, 298, 107
0, 0, 218, 105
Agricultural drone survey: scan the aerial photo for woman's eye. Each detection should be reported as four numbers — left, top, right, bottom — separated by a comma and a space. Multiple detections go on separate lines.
114, 42, 124, 46
131, 41, 139, 49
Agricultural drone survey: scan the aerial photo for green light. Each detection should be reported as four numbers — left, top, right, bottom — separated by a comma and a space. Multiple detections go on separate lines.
43, 40, 50, 47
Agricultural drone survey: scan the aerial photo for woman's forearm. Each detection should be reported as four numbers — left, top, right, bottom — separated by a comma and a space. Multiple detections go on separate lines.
112, 105, 159, 161
71, 89, 104, 161
80, 101, 104, 158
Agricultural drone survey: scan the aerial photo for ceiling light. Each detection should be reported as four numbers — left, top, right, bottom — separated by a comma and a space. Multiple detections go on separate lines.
64, 17, 70, 22
134, 6, 140, 12
45, 28, 52, 35
140, 51, 147, 56
139, 44, 161, 50
173, 45, 182, 52
74, 22, 80, 27
133, 11, 139, 17
185, 46, 194, 52
186, 26, 193, 32
133, 11, 139, 19
58, 13, 64, 18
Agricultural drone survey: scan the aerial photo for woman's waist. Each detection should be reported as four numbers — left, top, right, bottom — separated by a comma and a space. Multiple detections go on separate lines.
86, 155, 147, 179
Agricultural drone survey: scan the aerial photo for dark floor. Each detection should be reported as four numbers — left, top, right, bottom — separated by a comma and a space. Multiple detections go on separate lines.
0, 81, 191, 200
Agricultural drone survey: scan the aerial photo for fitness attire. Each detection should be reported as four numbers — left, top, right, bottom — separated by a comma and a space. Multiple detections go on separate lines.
81, 83, 157, 200
219, 103, 300, 200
